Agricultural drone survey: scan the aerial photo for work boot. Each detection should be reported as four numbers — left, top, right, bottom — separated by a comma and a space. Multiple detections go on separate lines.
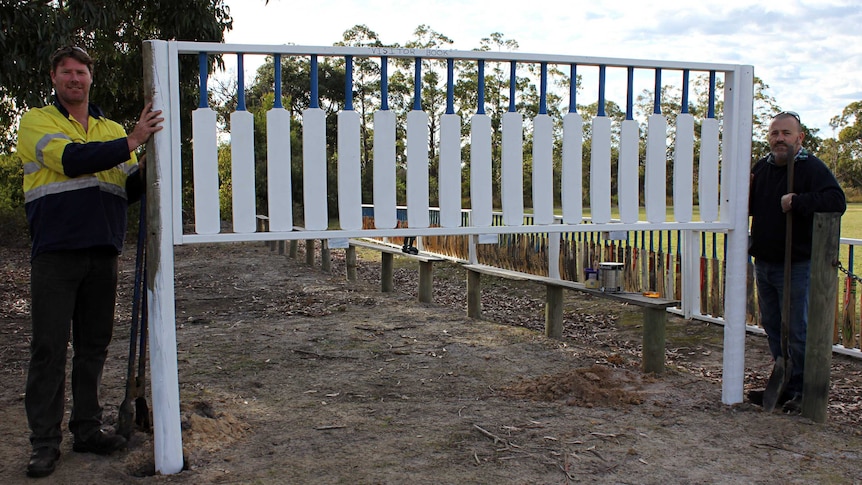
747, 389, 793, 408
72, 429, 127, 455
26, 446, 60, 478
782, 393, 803, 414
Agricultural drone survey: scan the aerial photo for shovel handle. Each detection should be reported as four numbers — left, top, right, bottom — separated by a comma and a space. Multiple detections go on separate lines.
781, 155, 795, 361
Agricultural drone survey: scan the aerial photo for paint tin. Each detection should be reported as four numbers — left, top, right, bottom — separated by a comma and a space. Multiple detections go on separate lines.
598, 262, 623, 293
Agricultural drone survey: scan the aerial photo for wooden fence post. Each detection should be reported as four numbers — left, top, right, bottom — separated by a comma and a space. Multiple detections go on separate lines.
802, 212, 841, 423
305, 240, 315, 266
418, 261, 433, 303
642, 307, 666, 374
467, 269, 481, 319
545, 284, 563, 339
346, 246, 357, 281
142, 39, 184, 476
381, 253, 394, 292
321, 239, 331, 272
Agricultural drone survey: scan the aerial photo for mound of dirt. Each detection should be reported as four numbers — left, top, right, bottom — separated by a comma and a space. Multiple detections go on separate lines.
504, 364, 651, 407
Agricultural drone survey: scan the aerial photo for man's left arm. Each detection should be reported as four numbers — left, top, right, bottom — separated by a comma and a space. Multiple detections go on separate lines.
791, 161, 847, 215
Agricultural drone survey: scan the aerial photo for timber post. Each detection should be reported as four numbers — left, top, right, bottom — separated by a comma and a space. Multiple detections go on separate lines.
642, 307, 666, 374
346, 246, 357, 281
803, 212, 841, 423
142, 40, 184, 476
381, 253, 394, 292
418, 261, 433, 303
305, 240, 315, 266
321, 239, 331, 272
545, 285, 564, 339
467, 269, 481, 319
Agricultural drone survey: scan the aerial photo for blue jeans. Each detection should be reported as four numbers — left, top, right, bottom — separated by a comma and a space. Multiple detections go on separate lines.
25, 248, 119, 450
754, 259, 810, 396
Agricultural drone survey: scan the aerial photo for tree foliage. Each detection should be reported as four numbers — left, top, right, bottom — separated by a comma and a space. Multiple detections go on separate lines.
0, 0, 233, 151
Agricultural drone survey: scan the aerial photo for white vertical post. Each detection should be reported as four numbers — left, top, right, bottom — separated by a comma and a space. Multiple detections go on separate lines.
230, 108, 256, 233
407, 110, 430, 228
590, 116, 612, 224
532, 114, 554, 225
266, 108, 293, 231
618, 119, 640, 224
191, 106, 219, 234
681, 230, 699, 319
501, 111, 524, 226
373, 110, 397, 229
548, 232, 561, 279
721, 66, 754, 405
438, 114, 461, 228
143, 40, 184, 476
470, 114, 493, 228
645, 113, 667, 223
337, 110, 363, 230
302, 107, 328, 230
167, 42, 183, 245
699, 118, 721, 222
673, 113, 695, 223
561, 112, 583, 225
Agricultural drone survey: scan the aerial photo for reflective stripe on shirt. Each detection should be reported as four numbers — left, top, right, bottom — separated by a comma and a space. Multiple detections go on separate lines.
35, 132, 72, 167
24, 177, 128, 203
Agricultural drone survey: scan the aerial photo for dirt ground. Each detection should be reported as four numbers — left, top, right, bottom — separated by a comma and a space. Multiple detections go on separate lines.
2, 240, 862, 484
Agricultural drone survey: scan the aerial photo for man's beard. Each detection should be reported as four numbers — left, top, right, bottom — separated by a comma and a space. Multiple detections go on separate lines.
772, 143, 795, 165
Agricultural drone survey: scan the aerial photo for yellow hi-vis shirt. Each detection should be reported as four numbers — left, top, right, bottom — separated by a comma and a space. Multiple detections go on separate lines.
17, 98, 140, 259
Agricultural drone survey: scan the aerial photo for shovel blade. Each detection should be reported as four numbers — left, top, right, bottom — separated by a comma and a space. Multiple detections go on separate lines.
135, 396, 151, 431
117, 398, 135, 440
763, 358, 787, 412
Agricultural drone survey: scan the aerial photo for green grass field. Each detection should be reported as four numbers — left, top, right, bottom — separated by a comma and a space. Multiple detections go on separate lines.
842, 203, 862, 239
578, 203, 862, 265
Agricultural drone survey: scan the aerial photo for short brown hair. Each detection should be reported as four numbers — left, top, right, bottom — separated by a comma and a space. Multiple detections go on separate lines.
50, 46, 93, 74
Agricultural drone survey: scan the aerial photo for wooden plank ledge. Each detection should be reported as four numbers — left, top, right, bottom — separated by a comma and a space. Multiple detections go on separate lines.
349, 239, 444, 263
464, 263, 677, 374
464, 264, 678, 309
349, 239, 444, 303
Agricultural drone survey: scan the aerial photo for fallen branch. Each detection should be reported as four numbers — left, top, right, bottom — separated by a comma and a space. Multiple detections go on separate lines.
473, 424, 504, 445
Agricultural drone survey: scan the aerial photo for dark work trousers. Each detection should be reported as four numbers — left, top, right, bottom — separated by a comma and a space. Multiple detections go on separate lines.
754, 259, 811, 397
25, 248, 119, 450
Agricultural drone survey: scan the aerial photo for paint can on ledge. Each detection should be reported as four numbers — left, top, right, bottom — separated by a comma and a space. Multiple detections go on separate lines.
598, 262, 623, 293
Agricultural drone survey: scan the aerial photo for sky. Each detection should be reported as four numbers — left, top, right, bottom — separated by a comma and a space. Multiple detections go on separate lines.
222, 0, 862, 137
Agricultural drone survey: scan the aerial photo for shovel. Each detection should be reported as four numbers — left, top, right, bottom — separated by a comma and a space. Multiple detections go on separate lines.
118, 192, 147, 439
763, 153, 795, 412
135, 267, 151, 432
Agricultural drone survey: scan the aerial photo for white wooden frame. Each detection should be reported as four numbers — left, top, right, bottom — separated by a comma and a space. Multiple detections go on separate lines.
143, 40, 753, 474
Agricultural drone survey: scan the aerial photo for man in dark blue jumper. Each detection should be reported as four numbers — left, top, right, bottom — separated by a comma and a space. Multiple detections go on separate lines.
748, 111, 846, 412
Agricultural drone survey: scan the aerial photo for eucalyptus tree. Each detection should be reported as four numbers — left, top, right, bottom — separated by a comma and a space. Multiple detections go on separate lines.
0, 0, 232, 153
828, 101, 862, 191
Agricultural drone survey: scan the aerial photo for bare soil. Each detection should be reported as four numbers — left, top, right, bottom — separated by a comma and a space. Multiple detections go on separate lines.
2, 241, 862, 484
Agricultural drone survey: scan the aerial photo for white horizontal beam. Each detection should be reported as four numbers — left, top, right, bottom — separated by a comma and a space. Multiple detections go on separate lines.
171, 41, 746, 72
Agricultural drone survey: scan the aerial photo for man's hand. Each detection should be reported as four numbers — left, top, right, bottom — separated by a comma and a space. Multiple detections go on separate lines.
127, 102, 164, 152
781, 193, 795, 212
